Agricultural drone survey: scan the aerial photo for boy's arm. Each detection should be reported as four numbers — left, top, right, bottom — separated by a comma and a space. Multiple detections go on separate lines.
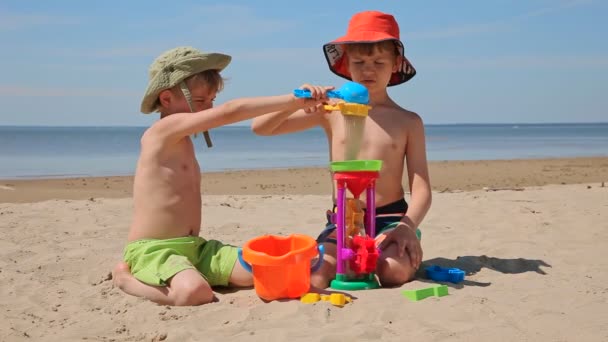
251, 106, 326, 136
251, 83, 333, 136
400, 114, 432, 229
148, 94, 324, 144
376, 113, 432, 268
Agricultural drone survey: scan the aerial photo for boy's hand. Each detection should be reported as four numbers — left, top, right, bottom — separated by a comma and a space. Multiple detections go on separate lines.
303, 103, 329, 114
295, 84, 334, 112
377, 223, 422, 269
304, 98, 343, 114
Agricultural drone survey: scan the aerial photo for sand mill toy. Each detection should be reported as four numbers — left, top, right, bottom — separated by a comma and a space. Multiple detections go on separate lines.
295, 81, 383, 290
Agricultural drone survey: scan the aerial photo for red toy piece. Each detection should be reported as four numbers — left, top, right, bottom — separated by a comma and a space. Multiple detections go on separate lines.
349, 235, 379, 274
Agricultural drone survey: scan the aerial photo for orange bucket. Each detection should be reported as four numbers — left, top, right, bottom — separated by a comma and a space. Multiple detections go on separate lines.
238, 234, 324, 301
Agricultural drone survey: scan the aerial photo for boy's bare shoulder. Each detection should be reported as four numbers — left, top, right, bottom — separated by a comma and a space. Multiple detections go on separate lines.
141, 116, 181, 142
390, 103, 423, 125
140, 122, 160, 141
139, 120, 171, 150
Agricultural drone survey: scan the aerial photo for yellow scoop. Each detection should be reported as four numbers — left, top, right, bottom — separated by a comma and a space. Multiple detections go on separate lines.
300, 292, 353, 307
324, 102, 371, 117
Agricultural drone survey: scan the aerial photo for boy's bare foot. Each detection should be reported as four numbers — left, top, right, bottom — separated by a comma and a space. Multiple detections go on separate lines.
112, 262, 133, 290
111, 261, 175, 305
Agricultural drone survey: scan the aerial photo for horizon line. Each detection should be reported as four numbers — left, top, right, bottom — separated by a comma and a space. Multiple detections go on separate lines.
1, 121, 607, 128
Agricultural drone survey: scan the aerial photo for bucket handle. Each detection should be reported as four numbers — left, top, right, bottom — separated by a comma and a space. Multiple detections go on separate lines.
237, 248, 253, 273
237, 245, 325, 274
311, 245, 325, 273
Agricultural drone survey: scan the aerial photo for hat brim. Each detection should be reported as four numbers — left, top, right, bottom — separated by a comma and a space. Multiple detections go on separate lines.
140, 52, 231, 114
323, 32, 416, 86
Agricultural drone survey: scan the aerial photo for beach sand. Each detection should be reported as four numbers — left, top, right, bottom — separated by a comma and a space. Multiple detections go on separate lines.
1, 157, 607, 341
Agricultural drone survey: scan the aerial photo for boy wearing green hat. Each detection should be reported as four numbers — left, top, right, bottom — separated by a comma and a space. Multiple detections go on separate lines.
112, 46, 332, 306
252, 11, 432, 288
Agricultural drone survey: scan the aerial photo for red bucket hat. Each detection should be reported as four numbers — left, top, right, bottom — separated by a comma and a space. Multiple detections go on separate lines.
323, 11, 416, 86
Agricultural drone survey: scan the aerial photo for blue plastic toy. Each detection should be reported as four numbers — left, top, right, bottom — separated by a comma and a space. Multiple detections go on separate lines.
425, 265, 465, 284
293, 81, 369, 104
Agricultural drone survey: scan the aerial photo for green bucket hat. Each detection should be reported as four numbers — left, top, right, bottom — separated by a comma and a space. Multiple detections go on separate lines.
140, 46, 232, 147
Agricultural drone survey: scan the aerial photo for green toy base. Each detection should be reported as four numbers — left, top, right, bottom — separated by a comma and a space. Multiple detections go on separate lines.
330, 273, 380, 291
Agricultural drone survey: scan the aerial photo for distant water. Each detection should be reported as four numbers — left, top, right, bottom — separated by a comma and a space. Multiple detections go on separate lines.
0, 123, 607, 179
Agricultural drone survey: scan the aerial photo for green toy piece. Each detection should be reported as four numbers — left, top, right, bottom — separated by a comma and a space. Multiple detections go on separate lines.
330, 160, 383, 172
402, 285, 449, 301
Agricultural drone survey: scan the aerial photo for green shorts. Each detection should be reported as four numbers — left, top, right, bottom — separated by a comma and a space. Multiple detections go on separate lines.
123, 236, 238, 287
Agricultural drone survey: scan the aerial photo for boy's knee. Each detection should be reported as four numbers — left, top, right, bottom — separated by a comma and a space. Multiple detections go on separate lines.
310, 252, 337, 289
376, 255, 416, 287
377, 260, 416, 287
310, 272, 331, 289
173, 281, 214, 306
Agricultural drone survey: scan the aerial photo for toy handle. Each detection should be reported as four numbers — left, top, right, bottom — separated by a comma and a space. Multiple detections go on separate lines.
237, 248, 252, 273
293, 89, 342, 99
237, 245, 325, 274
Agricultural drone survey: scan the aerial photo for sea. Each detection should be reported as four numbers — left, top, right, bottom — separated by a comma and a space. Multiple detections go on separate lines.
0, 123, 606, 179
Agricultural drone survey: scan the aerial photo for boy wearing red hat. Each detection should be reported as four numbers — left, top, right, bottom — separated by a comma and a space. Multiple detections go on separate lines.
252, 11, 432, 287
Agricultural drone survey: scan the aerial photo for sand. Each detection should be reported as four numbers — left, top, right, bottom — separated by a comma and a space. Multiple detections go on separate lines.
1, 157, 607, 341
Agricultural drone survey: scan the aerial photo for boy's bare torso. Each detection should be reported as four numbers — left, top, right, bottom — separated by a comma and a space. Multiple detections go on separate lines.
324, 102, 415, 207
128, 130, 202, 241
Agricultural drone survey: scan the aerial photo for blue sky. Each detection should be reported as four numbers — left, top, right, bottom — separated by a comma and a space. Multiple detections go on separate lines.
0, 0, 606, 126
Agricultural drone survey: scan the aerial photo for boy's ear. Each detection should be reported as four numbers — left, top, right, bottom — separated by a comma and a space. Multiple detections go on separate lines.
158, 89, 172, 108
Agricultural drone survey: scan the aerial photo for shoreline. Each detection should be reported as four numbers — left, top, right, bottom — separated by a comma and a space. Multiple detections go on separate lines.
2, 153, 608, 181
1, 156, 606, 203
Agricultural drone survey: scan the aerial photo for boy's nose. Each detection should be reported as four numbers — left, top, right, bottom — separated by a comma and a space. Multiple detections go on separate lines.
362, 63, 375, 73
362, 67, 375, 76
